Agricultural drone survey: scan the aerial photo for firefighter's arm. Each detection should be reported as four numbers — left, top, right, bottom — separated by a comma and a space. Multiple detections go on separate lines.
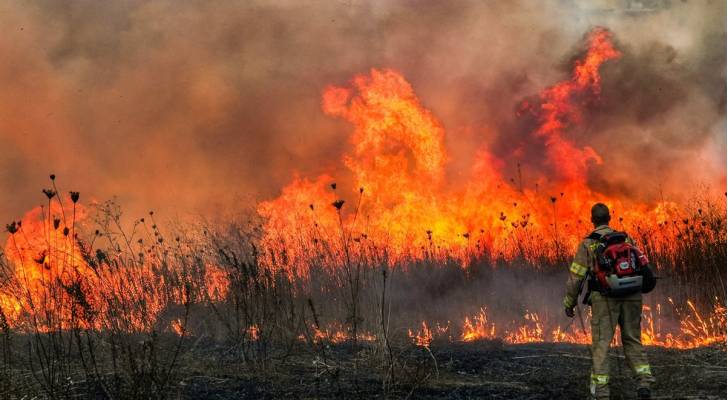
563, 241, 590, 310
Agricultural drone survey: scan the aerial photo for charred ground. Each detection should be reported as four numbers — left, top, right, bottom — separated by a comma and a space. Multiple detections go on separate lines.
3, 332, 722, 399
179, 341, 725, 399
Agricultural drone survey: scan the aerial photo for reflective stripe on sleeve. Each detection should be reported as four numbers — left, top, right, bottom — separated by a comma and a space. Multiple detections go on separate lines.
590, 373, 609, 385
563, 295, 575, 309
569, 262, 588, 277
634, 364, 652, 375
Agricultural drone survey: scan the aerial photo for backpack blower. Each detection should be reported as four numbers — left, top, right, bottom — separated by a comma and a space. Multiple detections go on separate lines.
586, 231, 656, 297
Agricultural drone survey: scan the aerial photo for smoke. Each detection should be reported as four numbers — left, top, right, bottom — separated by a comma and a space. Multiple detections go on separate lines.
0, 0, 724, 224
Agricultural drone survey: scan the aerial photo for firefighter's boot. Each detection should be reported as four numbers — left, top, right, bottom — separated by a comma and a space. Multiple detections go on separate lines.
590, 373, 609, 399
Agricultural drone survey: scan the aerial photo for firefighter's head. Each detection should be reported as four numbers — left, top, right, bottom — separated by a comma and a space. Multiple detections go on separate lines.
591, 203, 611, 227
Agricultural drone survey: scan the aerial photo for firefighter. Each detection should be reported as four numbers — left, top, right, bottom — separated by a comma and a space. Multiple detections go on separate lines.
563, 203, 655, 400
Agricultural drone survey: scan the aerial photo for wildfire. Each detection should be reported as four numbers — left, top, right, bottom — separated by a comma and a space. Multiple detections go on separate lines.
641, 299, 727, 349
1, 199, 95, 330
0, 195, 724, 350
461, 307, 497, 342
0, 27, 724, 354
255, 27, 682, 278
1, 199, 231, 333
408, 321, 434, 348
505, 312, 545, 344
409, 321, 450, 348
452, 303, 726, 349
306, 323, 377, 344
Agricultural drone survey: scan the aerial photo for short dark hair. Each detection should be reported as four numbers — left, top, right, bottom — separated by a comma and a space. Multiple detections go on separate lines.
591, 203, 611, 225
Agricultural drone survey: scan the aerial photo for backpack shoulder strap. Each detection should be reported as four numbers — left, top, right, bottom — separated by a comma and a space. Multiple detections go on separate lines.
586, 231, 603, 241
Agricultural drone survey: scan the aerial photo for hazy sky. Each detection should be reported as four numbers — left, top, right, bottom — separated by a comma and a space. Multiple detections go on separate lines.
0, 0, 724, 225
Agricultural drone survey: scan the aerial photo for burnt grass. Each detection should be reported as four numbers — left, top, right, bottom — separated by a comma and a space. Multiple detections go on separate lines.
178, 341, 726, 400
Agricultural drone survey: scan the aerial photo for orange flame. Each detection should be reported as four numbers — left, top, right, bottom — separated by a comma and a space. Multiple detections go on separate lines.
1, 200, 231, 333
1, 200, 96, 330
0, 28, 723, 354
256, 28, 665, 274
455, 301, 725, 349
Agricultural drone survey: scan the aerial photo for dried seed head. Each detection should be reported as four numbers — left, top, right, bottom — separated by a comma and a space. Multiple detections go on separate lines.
330, 183, 337, 190
332, 200, 345, 210
69, 191, 80, 203
359, 187, 364, 194
63, 227, 69, 236
6, 221, 18, 234
34, 252, 46, 265
50, 174, 56, 181
53, 218, 61, 229
42, 189, 57, 199
309, 204, 314, 211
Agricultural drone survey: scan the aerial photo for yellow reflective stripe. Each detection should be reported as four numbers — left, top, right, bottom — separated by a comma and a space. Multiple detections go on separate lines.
634, 364, 652, 375
563, 295, 575, 308
590, 373, 609, 385
569, 262, 588, 276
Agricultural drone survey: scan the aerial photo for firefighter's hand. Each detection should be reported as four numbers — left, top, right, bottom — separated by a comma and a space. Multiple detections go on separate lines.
564, 307, 575, 318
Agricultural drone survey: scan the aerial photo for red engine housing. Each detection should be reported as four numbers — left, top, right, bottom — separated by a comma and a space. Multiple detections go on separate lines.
592, 235, 650, 294
605, 243, 638, 277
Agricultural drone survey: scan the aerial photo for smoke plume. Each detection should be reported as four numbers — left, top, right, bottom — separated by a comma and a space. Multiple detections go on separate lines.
0, 0, 724, 223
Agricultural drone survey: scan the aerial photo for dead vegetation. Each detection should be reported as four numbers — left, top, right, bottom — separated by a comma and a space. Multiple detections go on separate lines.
0, 177, 724, 399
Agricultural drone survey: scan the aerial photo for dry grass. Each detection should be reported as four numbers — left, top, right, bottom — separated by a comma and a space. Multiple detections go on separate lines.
0, 178, 724, 399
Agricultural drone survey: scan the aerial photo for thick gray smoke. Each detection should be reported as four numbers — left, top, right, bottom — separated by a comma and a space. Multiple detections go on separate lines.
0, 0, 724, 223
